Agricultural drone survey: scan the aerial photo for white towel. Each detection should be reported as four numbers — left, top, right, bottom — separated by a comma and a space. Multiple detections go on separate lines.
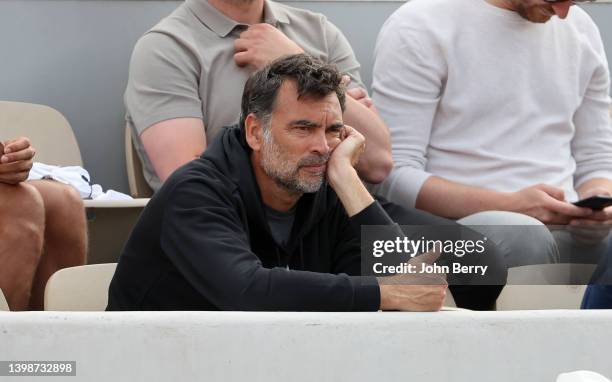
27, 162, 132, 200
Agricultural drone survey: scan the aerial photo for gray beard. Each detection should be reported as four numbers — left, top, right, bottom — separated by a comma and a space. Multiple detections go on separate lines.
260, 133, 326, 195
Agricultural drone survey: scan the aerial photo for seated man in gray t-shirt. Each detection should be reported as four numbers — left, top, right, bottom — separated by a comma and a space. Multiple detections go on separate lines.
125, 0, 392, 192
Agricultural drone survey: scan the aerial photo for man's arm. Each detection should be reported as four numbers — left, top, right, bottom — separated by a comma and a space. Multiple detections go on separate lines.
140, 118, 206, 184
577, 178, 612, 198
125, 33, 204, 183
323, 20, 392, 184
342, 95, 392, 184
327, 126, 447, 312
417, 177, 591, 224
569, 20, 612, 224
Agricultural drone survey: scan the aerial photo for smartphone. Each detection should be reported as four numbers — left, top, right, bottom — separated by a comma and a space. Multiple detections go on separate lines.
0, 141, 4, 156
573, 195, 612, 210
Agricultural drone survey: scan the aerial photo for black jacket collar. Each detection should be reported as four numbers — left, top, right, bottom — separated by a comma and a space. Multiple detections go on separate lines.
201, 125, 331, 250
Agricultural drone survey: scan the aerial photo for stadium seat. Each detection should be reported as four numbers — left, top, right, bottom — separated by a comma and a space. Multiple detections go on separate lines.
496, 264, 596, 310
0, 101, 148, 264
44, 263, 117, 311
40, 263, 593, 311
0, 288, 9, 311
0, 101, 82, 166
125, 125, 153, 198
83, 198, 148, 263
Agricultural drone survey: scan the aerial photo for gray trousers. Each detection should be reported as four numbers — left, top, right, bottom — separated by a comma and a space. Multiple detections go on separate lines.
458, 211, 610, 269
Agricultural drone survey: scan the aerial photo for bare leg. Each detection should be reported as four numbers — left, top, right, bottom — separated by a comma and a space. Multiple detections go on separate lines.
0, 183, 45, 311
28, 180, 87, 310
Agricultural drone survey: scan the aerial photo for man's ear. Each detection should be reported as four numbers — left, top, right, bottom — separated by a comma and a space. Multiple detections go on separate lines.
245, 113, 264, 151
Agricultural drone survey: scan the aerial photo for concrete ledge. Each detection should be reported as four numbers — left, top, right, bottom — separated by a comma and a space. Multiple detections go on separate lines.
1, 311, 611, 381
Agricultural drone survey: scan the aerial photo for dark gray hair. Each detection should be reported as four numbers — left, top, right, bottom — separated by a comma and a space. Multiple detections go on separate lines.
239, 54, 346, 130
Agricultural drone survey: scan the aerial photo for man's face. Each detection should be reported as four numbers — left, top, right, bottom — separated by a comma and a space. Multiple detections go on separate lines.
506, 0, 574, 23
258, 81, 343, 194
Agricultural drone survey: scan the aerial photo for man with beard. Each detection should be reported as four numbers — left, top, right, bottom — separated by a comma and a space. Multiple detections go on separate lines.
125, 0, 391, 193
107, 55, 505, 312
372, 0, 612, 273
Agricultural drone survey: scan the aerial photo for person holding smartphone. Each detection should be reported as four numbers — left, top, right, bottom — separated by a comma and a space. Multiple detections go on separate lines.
372, 0, 612, 265
0, 137, 87, 310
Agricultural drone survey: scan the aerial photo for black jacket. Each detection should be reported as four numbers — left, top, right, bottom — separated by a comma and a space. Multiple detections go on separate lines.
106, 125, 400, 311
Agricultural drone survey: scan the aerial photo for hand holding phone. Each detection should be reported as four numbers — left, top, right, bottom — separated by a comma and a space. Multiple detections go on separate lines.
573, 195, 612, 211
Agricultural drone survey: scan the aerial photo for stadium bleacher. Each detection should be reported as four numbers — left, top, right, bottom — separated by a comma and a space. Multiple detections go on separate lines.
0, 1, 611, 381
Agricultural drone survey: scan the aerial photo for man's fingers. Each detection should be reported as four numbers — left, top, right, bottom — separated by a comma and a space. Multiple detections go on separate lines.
574, 203, 612, 222
1, 146, 35, 163
240, 24, 273, 40
238, 28, 253, 40
587, 208, 612, 221
341, 75, 351, 87
537, 184, 565, 201
4, 137, 31, 154
571, 213, 612, 224
0, 170, 30, 185
0, 160, 33, 174
346, 87, 367, 100
342, 125, 365, 143
360, 98, 374, 108
233, 38, 250, 53
545, 197, 592, 218
233, 51, 251, 67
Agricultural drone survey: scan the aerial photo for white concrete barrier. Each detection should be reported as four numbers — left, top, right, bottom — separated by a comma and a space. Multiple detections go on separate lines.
1, 311, 611, 382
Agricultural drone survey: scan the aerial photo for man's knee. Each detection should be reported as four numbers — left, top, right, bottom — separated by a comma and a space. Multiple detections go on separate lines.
29, 181, 87, 265
458, 211, 558, 268
458, 210, 543, 226
30, 180, 84, 216
0, 183, 45, 268
56, 183, 85, 221
0, 183, 45, 234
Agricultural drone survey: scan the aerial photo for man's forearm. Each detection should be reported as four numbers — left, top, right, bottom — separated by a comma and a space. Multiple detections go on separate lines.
576, 177, 612, 198
416, 176, 514, 219
343, 96, 393, 184
328, 165, 374, 217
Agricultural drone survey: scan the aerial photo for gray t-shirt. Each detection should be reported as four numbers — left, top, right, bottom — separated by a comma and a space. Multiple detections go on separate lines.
125, 0, 365, 191
265, 205, 296, 247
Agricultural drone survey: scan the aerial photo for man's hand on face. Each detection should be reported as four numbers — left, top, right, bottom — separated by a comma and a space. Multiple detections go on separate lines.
0, 137, 35, 185
326, 125, 365, 185
509, 183, 592, 225
234, 24, 304, 70
325, 125, 373, 217
378, 251, 448, 312
568, 187, 612, 244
